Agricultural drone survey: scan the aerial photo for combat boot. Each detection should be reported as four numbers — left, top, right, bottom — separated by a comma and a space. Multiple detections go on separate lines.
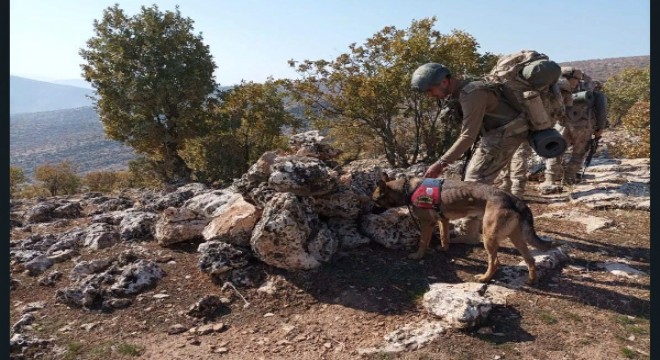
511, 189, 526, 201
538, 181, 563, 195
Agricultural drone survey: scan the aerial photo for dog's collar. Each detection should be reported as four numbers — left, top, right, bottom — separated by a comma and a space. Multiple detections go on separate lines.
403, 175, 419, 206
403, 175, 421, 229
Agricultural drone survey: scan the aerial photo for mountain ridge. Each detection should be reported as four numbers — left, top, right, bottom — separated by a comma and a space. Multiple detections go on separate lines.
10, 76, 95, 115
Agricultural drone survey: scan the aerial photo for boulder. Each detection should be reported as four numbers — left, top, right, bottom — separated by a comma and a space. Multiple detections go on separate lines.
268, 155, 338, 196
155, 207, 210, 246
202, 197, 262, 246
360, 207, 420, 249
250, 192, 338, 270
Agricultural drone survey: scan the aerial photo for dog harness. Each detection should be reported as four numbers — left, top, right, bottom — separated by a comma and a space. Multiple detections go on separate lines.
410, 178, 445, 210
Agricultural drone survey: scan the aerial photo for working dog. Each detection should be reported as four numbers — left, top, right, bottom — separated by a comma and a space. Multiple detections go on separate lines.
371, 172, 556, 285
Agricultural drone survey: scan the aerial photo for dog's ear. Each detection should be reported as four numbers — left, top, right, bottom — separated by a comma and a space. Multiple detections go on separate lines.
377, 172, 390, 189
374, 167, 388, 188
380, 171, 390, 183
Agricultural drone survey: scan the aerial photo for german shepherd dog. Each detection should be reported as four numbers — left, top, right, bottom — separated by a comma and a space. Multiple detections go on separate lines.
371, 173, 556, 285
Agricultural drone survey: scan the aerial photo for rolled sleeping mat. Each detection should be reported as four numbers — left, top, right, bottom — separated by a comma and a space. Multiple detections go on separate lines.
528, 128, 567, 158
521, 59, 562, 88
572, 90, 594, 104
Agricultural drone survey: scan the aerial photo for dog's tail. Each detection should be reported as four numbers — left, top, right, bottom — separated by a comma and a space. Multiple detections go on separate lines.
518, 202, 556, 251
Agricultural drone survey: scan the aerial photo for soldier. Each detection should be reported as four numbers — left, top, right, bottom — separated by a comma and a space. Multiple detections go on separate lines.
411, 63, 533, 243
591, 80, 608, 133
496, 142, 532, 200
539, 67, 580, 193
581, 78, 608, 177
580, 73, 595, 91
593, 80, 608, 137
497, 79, 565, 200
494, 64, 567, 200
539, 67, 605, 194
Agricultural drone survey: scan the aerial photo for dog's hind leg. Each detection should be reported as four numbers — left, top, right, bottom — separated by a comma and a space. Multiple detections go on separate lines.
509, 229, 538, 285
475, 207, 516, 283
409, 224, 433, 259
437, 218, 450, 251
475, 234, 500, 283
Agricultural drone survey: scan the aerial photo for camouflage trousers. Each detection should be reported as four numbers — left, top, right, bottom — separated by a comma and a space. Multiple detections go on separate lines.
495, 142, 532, 199
452, 126, 529, 244
545, 120, 594, 184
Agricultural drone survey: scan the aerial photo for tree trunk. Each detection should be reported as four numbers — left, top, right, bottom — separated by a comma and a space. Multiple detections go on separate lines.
163, 143, 192, 184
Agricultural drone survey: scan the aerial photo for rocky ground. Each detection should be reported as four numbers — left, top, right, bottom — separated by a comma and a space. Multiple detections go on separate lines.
9, 131, 650, 360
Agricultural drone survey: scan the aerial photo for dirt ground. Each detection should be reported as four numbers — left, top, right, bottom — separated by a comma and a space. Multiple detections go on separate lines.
9, 186, 650, 360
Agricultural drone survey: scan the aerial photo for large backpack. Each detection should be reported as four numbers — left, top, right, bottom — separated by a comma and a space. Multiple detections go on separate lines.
484, 50, 566, 157
485, 50, 560, 90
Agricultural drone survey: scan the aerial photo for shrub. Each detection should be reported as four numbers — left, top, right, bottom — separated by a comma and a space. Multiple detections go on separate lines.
127, 157, 165, 189
16, 184, 51, 199
609, 101, 650, 158
604, 67, 650, 127
34, 161, 81, 196
83, 169, 148, 193
83, 170, 120, 193
10, 165, 27, 198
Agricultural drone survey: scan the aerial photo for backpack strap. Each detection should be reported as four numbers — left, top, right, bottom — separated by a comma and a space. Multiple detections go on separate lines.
480, 83, 528, 135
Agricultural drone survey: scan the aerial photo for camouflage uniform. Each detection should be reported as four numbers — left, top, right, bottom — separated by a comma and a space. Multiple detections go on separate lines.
440, 80, 530, 179
497, 142, 532, 199
541, 71, 606, 191
545, 116, 594, 185
439, 79, 530, 243
497, 80, 565, 199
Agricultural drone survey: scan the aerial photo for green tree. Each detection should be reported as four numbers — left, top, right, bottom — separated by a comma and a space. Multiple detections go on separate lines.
286, 17, 496, 167
34, 161, 81, 196
604, 67, 650, 126
10, 165, 27, 198
181, 79, 298, 184
80, 4, 217, 183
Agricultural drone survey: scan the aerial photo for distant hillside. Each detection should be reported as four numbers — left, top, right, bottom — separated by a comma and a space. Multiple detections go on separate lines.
559, 55, 649, 82
10, 107, 135, 179
10, 76, 95, 115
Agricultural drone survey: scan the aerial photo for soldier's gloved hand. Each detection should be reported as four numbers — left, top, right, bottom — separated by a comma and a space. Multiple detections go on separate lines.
593, 129, 603, 139
424, 160, 449, 178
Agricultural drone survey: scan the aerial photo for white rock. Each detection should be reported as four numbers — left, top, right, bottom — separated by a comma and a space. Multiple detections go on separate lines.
598, 261, 647, 278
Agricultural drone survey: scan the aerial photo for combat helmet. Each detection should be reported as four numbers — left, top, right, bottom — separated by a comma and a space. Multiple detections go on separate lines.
592, 80, 603, 91
411, 63, 451, 92
560, 66, 583, 80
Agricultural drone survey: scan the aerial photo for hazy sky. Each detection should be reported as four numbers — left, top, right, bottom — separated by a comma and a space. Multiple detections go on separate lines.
10, 0, 650, 86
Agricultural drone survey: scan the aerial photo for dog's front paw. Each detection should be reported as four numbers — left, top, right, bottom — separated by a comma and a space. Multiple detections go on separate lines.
408, 252, 424, 260
438, 244, 449, 252
525, 276, 538, 286
474, 274, 491, 283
